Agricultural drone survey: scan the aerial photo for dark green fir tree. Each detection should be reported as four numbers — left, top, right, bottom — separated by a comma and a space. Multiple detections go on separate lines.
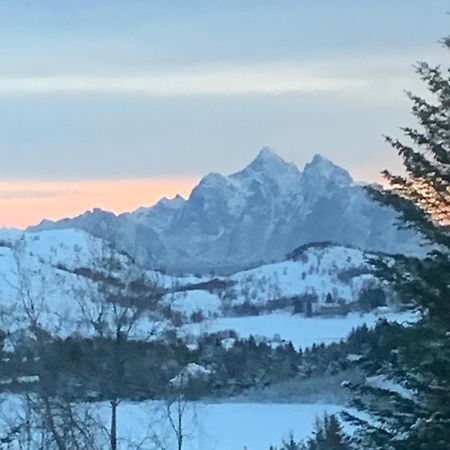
270, 415, 351, 450
344, 36, 450, 450
305, 414, 352, 450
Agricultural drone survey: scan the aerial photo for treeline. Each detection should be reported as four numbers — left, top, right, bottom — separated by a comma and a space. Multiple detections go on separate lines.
0, 318, 405, 402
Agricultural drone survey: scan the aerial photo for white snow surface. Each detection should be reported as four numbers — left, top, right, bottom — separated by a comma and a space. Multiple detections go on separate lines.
167, 290, 222, 317
366, 375, 415, 400
0, 228, 173, 340
164, 244, 391, 321
226, 244, 375, 307
107, 401, 348, 450
185, 311, 416, 349
0, 395, 356, 450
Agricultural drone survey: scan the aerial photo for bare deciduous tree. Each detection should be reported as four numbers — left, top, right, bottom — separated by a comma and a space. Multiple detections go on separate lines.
75, 243, 168, 450
0, 394, 108, 450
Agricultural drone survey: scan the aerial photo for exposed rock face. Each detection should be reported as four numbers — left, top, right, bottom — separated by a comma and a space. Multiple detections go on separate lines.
30, 148, 418, 273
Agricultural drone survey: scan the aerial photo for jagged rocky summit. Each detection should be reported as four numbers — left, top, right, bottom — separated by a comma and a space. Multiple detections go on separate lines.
30, 148, 417, 273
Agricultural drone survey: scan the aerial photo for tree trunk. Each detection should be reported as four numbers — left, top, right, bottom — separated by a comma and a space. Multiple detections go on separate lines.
110, 399, 118, 450
177, 396, 183, 450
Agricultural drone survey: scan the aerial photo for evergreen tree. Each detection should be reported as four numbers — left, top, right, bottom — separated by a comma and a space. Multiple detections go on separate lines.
305, 414, 351, 450
344, 36, 450, 449
270, 434, 303, 450
271, 415, 351, 450
280, 433, 303, 450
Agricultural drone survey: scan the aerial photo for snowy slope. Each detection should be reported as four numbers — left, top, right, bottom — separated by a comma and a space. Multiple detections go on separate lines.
0, 228, 178, 340
0, 228, 106, 335
30, 149, 419, 273
168, 242, 388, 319
226, 244, 376, 307
0, 229, 406, 351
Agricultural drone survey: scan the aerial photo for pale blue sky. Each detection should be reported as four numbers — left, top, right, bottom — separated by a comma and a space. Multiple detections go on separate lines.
0, 1, 449, 181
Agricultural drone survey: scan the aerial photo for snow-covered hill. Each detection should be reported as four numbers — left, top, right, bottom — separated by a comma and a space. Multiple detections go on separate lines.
0, 229, 399, 348
167, 242, 389, 320
0, 228, 176, 340
30, 148, 418, 273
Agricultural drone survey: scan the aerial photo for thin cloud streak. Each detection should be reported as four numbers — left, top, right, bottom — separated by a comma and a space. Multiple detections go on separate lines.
0, 190, 75, 200
0, 53, 422, 99
0, 73, 370, 96
2, 47, 439, 99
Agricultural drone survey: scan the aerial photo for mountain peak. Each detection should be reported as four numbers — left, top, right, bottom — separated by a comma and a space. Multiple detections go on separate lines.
255, 146, 282, 162
251, 147, 291, 169
310, 153, 329, 165
235, 147, 298, 180
303, 154, 353, 185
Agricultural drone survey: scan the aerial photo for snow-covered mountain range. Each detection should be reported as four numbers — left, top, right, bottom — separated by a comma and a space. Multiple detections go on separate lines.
30, 149, 417, 273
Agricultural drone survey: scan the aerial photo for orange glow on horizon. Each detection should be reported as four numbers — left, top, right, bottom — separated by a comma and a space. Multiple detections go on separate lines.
0, 177, 199, 229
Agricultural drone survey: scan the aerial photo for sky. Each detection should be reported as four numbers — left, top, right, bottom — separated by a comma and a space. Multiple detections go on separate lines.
0, 1, 449, 227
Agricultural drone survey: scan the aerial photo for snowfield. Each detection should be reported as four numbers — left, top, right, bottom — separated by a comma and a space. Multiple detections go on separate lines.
0, 228, 177, 341
227, 245, 372, 306
185, 310, 416, 349
108, 401, 349, 450
0, 395, 356, 450
169, 290, 223, 317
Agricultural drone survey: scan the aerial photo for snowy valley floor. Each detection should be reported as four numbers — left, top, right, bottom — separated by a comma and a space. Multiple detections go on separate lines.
108, 401, 352, 450
186, 310, 416, 349
0, 396, 351, 450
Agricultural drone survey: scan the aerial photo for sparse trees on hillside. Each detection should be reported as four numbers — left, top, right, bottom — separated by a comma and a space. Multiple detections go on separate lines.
1, 240, 171, 450
0, 271, 108, 450
0, 395, 108, 450
75, 247, 165, 450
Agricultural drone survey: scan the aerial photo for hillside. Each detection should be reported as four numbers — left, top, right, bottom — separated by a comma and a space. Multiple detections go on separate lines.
0, 229, 399, 349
